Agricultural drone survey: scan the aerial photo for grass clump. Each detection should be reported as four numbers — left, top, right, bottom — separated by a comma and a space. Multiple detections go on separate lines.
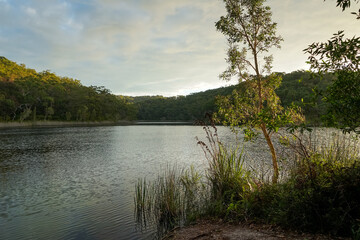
135, 127, 360, 238
135, 165, 207, 235
134, 124, 253, 235
197, 124, 253, 218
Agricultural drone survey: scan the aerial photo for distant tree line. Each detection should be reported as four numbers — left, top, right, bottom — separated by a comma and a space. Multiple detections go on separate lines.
0, 56, 334, 125
134, 71, 333, 124
0, 57, 136, 122
276, 71, 333, 124
133, 86, 236, 121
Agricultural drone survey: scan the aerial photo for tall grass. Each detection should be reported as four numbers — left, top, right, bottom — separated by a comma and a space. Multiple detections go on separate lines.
134, 177, 154, 232
134, 123, 252, 235
197, 124, 253, 216
135, 126, 360, 238
134, 165, 208, 236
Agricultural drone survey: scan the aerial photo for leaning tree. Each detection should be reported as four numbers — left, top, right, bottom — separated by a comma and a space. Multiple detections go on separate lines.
215, 0, 303, 183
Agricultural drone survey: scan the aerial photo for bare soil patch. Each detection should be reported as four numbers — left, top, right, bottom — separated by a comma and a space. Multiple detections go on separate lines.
163, 220, 346, 240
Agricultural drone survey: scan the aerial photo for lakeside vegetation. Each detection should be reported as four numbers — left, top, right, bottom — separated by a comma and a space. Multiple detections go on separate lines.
1, 56, 334, 126
135, 125, 360, 238
134, 0, 360, 239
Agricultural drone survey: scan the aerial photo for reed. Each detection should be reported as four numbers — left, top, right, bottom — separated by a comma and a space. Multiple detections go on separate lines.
134, 123, 253, 234
135, 126, 360, 238
134, 164, 207, 235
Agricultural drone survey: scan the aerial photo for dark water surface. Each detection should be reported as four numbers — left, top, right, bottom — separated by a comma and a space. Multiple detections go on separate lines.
0, 126, 228, 240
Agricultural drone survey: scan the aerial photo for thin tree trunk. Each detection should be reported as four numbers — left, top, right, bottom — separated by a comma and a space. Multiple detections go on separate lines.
254, 42, 278, 182
261, 124, 279, 183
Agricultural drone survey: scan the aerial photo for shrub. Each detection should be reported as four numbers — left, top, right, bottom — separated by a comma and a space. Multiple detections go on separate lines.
135, 128, 360, 238
244, 131, 360, 237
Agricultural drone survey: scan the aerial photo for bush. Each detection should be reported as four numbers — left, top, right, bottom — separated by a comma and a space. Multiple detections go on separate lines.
135, 128, 360, 238
243, 132, 360, 237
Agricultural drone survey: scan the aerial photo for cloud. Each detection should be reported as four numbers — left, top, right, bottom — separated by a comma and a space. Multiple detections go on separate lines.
0, 0, 359, 96
25, 7, 37, 16
268, 0, 359, 72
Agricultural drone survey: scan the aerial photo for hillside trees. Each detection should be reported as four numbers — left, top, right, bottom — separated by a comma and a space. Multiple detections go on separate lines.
134, 86, 236, 121
0, 57, 136, 122
215, 0, 303, 183
276, 71, 333, 124
131, 71, 331, 123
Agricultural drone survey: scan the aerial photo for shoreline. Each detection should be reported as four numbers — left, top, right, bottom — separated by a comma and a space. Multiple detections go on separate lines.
0, 120, 134, 129
165, 220, 336, 240
0, 120, 196, 129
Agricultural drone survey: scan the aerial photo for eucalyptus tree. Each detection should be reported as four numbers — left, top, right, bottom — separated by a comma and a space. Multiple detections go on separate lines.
215, 0, 303, 183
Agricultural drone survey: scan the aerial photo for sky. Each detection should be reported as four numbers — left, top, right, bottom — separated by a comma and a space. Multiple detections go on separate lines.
0, 0, 359, 96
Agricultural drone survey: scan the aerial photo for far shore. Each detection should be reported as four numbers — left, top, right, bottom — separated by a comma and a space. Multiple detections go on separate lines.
0, 120, 196, 129
0, 120, 134, 129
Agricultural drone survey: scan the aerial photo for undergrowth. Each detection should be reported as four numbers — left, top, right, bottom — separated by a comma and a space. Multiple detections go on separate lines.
135, 126, 360, 239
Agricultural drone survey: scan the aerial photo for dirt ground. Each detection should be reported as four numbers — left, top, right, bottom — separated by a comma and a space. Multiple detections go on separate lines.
163, 220, 346, 240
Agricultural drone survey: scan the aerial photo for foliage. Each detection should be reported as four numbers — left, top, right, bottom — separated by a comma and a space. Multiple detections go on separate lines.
0, 55, 334, 124
131, 71, 332, 124
0, 57, 137, 122
209, 130, 360, 238
323, 71, 360, 132
306, 31, 359, 73
216, 74, 304, 134
305, 32, 360, 133
215, 0, 303, 183
135, 126, 360, 238
305, 1, 359, 133
247, 133, 360, 237
276, 71, 334, 125
325, 0, 360, 19
134, 86, 236, 121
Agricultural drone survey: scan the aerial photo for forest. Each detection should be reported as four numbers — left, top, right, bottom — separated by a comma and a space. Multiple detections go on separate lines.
1, 56, 333, 124
0, 57, 136, 122
134, 71, 333, 124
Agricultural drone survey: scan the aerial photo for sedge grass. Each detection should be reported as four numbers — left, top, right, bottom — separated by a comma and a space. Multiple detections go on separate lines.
134, 124, 253, 235
135, 126, 360, 238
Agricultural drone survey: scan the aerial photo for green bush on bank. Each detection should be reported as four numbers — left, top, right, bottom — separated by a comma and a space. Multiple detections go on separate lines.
135, 129, 360, 238
247, 157, 360, 237
222, 132, 360, 238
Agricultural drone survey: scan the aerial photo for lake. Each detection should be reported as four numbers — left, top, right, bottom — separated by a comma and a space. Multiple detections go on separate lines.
0, 125, 237, 240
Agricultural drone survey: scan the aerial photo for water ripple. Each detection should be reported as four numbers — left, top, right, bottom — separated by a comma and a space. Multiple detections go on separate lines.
0, 126, 232, 239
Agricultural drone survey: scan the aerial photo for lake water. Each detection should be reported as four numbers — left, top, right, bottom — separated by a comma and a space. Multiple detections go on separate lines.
0, 125, 236, 240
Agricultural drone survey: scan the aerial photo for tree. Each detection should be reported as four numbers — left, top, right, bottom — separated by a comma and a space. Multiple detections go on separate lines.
215, 0, 303, 183
305, 1, 360, 133
0, 57, 138, 122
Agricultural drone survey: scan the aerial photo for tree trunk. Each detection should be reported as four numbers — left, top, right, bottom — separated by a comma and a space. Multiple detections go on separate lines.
261, 124, 279, 183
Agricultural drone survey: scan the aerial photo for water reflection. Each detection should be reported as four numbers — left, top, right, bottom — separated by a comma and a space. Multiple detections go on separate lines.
0, 126, 234, 240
